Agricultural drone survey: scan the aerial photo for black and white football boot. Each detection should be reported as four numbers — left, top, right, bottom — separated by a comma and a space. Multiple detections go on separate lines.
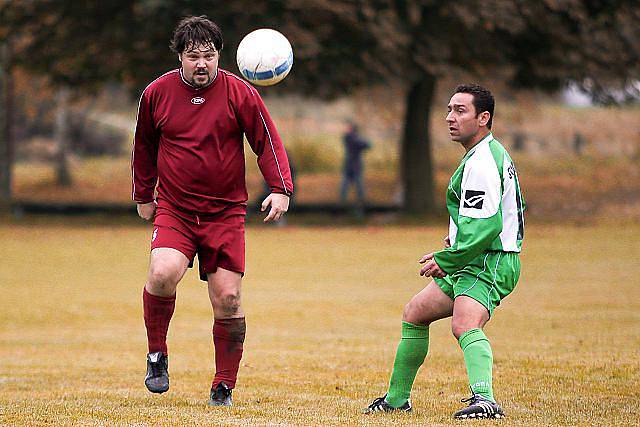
363, 394, 412, 414
145, 351, 169, 393
208, 381, 233, 407
453, 394, 505, 419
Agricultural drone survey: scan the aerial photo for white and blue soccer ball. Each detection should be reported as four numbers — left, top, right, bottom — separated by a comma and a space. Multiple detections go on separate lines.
236, 29, 293, 86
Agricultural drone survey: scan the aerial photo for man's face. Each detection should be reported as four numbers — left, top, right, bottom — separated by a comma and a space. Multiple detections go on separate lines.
446, 92, 488, 144
179, 43, 219, 88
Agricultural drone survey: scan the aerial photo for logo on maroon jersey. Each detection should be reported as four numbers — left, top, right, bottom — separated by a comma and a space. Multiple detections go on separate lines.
191, 97, 205, 105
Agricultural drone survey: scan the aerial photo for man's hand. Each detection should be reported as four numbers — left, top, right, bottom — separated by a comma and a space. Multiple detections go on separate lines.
444, 235, 451, 248
419, 252, 447, 278
261, 193, 290, 223
137, 202, 156, 221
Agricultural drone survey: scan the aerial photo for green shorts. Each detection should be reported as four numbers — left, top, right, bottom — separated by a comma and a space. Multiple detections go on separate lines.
434, 251, 520, 317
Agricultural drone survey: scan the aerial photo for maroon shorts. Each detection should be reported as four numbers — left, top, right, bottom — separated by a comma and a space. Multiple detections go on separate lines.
151, 201, 246, 281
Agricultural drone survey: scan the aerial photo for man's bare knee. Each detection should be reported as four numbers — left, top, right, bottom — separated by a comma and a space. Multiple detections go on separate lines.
451, 296, 489, 339
451, 315, 486, 339
402, 298, 424, 325
147, 264, 180, 295
402, 296, 439, 326
208, 268, 243, 318
146, 249, 188, 296
214, 290, 242, 317
451, 320, 477, 339
402, 283, 454, 326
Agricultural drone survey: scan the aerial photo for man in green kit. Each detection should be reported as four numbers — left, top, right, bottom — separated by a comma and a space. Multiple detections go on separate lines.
364, 84, 525, 419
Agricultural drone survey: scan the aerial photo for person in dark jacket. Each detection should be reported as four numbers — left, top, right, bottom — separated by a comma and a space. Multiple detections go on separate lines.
340, 122, 371, 206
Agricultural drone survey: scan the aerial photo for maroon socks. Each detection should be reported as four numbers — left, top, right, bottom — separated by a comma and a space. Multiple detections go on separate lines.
143, 288, 176, 355
212, 317, 246, 389
143, 288, 245, 389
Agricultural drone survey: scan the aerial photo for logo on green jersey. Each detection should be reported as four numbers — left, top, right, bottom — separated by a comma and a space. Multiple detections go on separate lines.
463, 190, 485, 209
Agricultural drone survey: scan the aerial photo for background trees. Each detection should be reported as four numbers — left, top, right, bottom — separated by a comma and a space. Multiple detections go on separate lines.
1, 0, 638, 212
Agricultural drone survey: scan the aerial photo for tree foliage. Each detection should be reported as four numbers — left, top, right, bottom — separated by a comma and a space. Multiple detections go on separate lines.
283, 0, 640, 212
1, 1, 638, 212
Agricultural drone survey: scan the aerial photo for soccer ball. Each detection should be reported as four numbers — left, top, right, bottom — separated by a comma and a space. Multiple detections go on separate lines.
236, 29, 293, 86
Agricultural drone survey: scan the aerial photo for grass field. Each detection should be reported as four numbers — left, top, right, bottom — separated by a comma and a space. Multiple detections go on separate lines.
1, 222, 639, 426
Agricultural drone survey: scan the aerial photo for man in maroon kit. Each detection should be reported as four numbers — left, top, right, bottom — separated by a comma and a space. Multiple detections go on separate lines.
131, 16, 293, 406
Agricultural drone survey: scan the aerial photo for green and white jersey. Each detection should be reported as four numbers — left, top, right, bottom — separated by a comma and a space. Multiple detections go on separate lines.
434, 133, 525, 274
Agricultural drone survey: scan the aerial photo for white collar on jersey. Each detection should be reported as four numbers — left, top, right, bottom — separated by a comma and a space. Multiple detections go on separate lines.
467, 132, 494, 156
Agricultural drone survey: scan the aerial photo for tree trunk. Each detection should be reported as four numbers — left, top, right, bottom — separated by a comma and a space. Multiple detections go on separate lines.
55, 86, 72, 187
400, 73, 437, 214
0, 41, 13, 211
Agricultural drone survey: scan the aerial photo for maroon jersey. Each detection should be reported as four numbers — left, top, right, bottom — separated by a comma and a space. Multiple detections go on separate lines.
132, 68, 293, 214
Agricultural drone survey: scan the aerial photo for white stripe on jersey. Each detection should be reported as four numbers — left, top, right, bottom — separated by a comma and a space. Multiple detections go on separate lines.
259, 111, 289, 194
460, 253, 490, 295
221, 69, 289, 194
499, 153, 520, 251
448, 216, 458, 246
219, 69, 258, 97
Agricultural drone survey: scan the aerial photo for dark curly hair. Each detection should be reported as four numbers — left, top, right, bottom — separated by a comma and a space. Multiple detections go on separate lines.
170, 15, 223, 54
453, 84, 495, 129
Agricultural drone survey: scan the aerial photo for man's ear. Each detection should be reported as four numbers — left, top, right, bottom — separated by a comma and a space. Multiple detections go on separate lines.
177, 53, 182, 63
478, 111, 491, 127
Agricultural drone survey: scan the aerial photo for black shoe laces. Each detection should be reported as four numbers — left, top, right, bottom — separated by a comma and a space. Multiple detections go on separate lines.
461, 394, 481, 404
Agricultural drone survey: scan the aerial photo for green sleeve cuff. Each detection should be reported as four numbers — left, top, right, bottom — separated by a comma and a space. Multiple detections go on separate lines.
433, 251, 454, 274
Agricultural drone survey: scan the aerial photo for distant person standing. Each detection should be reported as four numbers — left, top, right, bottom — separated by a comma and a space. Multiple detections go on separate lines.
340, 122, 371, 206
131, 16, 293, 406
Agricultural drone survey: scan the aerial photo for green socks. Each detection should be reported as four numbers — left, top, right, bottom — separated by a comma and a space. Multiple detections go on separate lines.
384, 324, 495, 407
458, 328, 494, 402
385, 321, 429, 408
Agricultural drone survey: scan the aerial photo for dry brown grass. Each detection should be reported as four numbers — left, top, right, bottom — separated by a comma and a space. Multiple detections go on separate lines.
1, 222, 638, 426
